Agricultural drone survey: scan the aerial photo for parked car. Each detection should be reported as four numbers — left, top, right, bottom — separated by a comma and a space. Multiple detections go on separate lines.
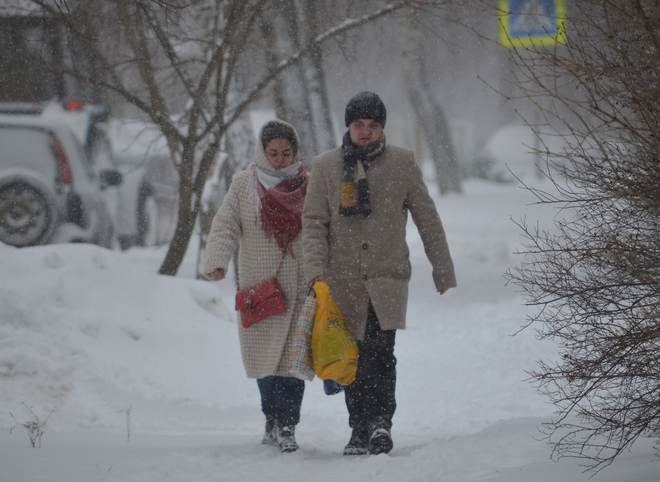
0, 114, 122, 247
106, 120, 179, 249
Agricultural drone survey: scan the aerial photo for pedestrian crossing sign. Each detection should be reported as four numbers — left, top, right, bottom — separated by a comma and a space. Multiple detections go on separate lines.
499, 0, 567, 48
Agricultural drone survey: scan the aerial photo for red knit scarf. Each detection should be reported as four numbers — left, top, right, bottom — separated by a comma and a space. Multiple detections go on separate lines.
256, 166, 307, 254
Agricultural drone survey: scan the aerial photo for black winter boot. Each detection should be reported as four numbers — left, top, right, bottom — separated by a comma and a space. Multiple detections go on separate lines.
343, 425, 369, 455
276, 424, 299, 453
367, 418, 393, 455
261, 416, 277, 446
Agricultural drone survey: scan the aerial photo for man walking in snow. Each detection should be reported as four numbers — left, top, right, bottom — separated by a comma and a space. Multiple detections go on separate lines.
302, 91, 456, 455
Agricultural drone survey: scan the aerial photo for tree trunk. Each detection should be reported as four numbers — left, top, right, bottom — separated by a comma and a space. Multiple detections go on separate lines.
401, 8, 462, 196
409, 85, 463, 195
159, 143, 198, 275
159, 202, 198, 276
260, 0, 318, 161
407, 46, 463, 196
297, 0, 337, 152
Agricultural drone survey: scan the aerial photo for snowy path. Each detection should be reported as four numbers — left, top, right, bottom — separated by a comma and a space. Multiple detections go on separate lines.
2, 420, 657, 481
1, 181, 656, 481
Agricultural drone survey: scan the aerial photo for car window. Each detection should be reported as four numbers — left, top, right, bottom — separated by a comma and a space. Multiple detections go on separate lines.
0, 126, 56, 177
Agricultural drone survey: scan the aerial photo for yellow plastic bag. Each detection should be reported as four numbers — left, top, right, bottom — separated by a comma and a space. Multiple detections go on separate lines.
311, 280, 358, 385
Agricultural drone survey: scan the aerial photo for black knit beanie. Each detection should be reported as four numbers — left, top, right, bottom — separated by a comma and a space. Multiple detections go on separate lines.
261, 120, 298, 153
344, 91, 386, 127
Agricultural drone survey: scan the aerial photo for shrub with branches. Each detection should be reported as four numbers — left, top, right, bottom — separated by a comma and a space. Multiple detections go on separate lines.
506, 0, 660, 472
9, 403, 54, 448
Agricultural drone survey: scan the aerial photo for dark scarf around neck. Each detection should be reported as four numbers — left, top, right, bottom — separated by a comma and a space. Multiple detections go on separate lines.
339, 131, 385, 217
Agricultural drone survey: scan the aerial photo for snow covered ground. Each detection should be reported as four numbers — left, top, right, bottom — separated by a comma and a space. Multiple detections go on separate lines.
0, 179, 656, 482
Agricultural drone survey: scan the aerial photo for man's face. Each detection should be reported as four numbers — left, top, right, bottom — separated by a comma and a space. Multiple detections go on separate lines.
349, 118, 383, 147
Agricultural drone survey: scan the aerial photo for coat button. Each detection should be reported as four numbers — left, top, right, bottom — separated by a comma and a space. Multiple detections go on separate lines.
362, 242, 368, 250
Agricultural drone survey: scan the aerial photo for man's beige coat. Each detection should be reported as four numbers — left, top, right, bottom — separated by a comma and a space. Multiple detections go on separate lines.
302, 145, 456, 340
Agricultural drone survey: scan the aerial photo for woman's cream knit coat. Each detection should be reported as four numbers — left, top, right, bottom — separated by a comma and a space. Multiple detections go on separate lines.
202, 151, 308, 379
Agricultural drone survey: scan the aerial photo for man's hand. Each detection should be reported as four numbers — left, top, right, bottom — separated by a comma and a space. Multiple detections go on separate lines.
438, 287, 449, 295
211, 268, 225, 281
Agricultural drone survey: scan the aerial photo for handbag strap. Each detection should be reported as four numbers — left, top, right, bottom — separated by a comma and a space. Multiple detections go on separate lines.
274, 250, 287, 278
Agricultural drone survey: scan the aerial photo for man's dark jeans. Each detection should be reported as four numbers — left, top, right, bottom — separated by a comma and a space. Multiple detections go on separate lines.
257, 376, 305, 426
344, 302, 397, 430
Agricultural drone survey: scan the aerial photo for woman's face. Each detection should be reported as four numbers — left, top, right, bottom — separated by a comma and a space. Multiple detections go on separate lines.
264, 138, 295, 169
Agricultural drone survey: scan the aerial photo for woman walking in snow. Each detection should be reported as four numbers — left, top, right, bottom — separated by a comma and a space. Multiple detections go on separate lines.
203, 120, 309, 453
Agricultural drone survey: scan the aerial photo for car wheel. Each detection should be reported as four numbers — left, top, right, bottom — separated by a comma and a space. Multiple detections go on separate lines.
0, 181, 57, 247
137, 188, 160, 246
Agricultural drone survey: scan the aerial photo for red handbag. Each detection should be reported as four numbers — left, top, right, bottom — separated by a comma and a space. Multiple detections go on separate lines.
235, 277, 287, 328
235, 252, 288, 328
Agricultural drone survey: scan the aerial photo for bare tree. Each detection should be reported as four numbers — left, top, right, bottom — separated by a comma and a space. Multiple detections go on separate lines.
259, 0, 319, 160
9, 403, 55, 448
407, 63, 463, 195
32, 0, 425, 275
404, 6, 463, 195
257, 1, 337, 158
295, 0, 337, 152
507, 0, 660, 472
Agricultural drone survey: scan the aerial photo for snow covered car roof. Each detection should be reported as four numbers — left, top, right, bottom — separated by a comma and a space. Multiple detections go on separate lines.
0, 101, 107, 151
0, 113, 77, 136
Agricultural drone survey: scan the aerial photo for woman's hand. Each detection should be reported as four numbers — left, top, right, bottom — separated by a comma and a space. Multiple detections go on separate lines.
211, 268, 225, 281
